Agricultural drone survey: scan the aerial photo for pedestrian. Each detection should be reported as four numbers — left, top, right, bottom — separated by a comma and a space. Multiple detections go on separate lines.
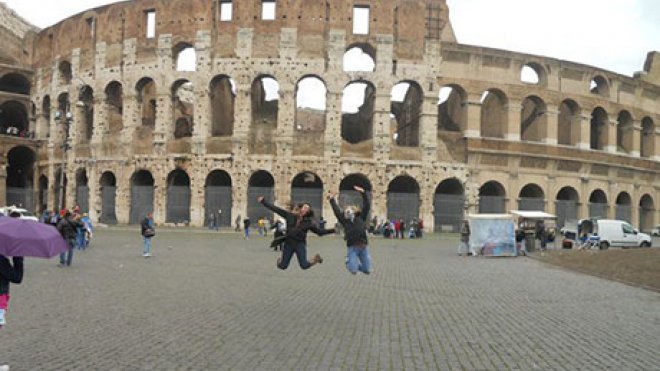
235, 214, 241, 232
258, 196, 333, 271
216, 210, 221, 231
243, 217, 251, 239
458, 220, 470, 255
270, 218, 287, 251
1, 211, 24, 336
57, 211, 83, 267
399, 218, 406, 239
141, 212, 156, 257
328, 185, 373, 275
394, 219, 401, 238
208, 213, 215, 230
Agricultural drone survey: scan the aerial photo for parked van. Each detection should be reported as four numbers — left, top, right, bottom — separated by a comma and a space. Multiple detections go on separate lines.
0, 206, 38, 222
596, 220, 652, 249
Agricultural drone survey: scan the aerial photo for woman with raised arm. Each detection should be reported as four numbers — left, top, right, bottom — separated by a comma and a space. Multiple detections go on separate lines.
328, 186, 372, 275
258, 196, 334, 270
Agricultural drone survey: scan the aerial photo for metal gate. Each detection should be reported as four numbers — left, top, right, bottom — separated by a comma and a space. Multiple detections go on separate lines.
339, 191, 372, 219
434, 194, 465, 232
589, 203, 608, 219
639, 208, 652, 231
6, 187, 33, 212
479, 196, 505, 214
101, 186, 117, 224
130, 186, 154, 224
205, 186, 232, 227
387, 192, 420, 223
247, 187, 274, 222
76, 186, 89, 214
166, 186, 191, 223
555, 200, 577, 228
518, 197, 545, 211
291, 188, 323, 219
615, 205, 631, 223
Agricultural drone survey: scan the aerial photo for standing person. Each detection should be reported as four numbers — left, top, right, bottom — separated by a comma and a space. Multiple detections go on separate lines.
458, 220, 470, 256
216, 210, 221, 231
328, 186, 373, 275
394, 219, 401, 239
0, 255, 23, 328
207, 213, 215, 230
258, 196, 333, 271
243, 217, 251, 239
57, 211, 83, 267
399, 219, 406, 239
141, 212, 156, 258
270, 218, 286, 251
235, 214, 241, 232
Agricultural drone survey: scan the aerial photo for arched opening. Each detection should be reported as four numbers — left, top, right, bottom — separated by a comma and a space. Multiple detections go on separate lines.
641, 117, 655, 158
390, 81, 422, 147
291, 172, 324, 218
6, 146, 35, 211
518, 183, 545, 211
479, 181, 506, 214
588, 189, 608, 219
590, 107, 608, 151
520, 63, 544, 85
0, 101, 28, 137
555, 187, 579, 228
129, 170, 154, 224
42, 96, 51, 122
77, 85, 94, 143
615, 192, 632, 223
438, 85, 466, 132
209, 75, 236, 137
617, 111, 634, 154
205, 170, 232, 227
166, 169, 191, 223
480, 89, 507, 139
136, 78, 157, 128
105, 81, 123, 135
295, 76, 326, 131
343, 44, 375, 72
75, 168, 89, 214
0, 73, 31, 95
342, 81, 374, 147
100, 171, 117, 224
38, 175, 48, 213
558, 99, 580, 146
434, 178, 465, 232
54, 169, 68, 211
58, 61, 72, 85
387, 176, 420, 222
590, 75, 609, 97
247, 170, 275, 222
172, 80, 194, 139
639, 195, 655, 232
520, 96, 547, 142
250, 76, 279, 154
339, 173, 372, 217
174, 43, 196, 72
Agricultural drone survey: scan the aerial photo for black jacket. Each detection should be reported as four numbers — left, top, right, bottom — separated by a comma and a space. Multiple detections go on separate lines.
260, 200, 334, 244
57, 217, 83, 240
330, 192, 370, 247
141, 217, 154, 237
0, 256, 23, 295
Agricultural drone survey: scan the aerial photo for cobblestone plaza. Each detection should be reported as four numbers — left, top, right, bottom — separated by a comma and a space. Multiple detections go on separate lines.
1, 229, 659, 370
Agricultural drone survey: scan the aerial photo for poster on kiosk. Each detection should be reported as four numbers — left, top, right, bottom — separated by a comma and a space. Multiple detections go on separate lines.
467, 214, 517, 257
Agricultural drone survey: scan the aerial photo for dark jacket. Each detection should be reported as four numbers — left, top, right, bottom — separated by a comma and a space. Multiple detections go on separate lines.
57, 217, 83, 240
141, 217, 154, 237
260, 200, 334, 244
330, 191, 370, 247
0, 256, 23, 295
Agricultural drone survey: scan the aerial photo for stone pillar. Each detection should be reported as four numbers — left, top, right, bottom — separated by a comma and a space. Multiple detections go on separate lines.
631, 123, 642, 157
232, 82, 250, 158
154, 93, 172, 154
47, 153, 56, 211
505, 103, 521, 141
276, 81, 295, 159
121, 94, 138, 156
116, 170, 130, 225
88, 165, 99, 222
543, 106, 559, 145
374, 92, 391, 160
421, 93, 438, 163
193, 30, 212, 156
189, 164, 205, 227
605, 119, 617, 153
464, 94, 482, 138
578, 114, 591, 150
654, 128, 660, 162
153, 172, 166, 225
324, 88, 342, 159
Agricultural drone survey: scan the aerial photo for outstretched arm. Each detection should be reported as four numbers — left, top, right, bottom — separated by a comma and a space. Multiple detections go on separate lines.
258, 197, 293, 219
328, 192, 346, 224
354, 186, 370, 221
310, 225, 336, 236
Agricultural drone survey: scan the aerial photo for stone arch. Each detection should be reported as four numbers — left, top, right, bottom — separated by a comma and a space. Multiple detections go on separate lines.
339, 173, 372, 217
291, 172, 324, 218
641, 117, 655, 158
616, 110, 634, 154
520, 62, 546, 85
520, 95, 547, 142
342, 80, 375, 146
590, 75, 610, 97
209, 75, 236, 137
343, 43, 376, 72
247, 170, 275, 222
205, 170, 233, 227
6, 146, 36, 211
0, 73, 31, 95
438, 84, 466, 132
390, 81, 422, 147
174, 42, 196, 72
135, 77, 157, 127
556, 186, 580, 228
58, 60, 72, 85
558, 99, 580, 146
590, 107, 608, 151
518, 183, 545, 211
588, 189, 608, 219
387, 175, 420, 222
0, 101, 29, 136
166, 168, 191, 223
434, 178, 465, 232
295, 75, 327, 132
250, 75, 279, 155
480, 89, 508, 139
479, 181, 506, 213
129, 170, 155, 224
99, 171, 117, 224
77, 85, 94, 143
639, 194, 655, 232
615, 192, 632, 222
75, 168, 89, 213
171, 79, 194, 139
105, 81, 123, 135
38, 175, 48, 213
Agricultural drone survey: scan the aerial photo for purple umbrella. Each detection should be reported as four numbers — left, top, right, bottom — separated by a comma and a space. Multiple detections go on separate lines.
0, 217, 67, 258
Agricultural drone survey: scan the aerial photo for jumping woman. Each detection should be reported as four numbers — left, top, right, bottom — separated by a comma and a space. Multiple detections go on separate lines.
258, 196, 334, 270
328, 186, 372, 275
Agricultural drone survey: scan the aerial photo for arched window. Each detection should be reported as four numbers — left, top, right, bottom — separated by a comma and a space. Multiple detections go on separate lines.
641, 117, 655, 158
105, 81, 123, 135
558, 100, 579, 146
210, 75, 236, 137
438, 85, 466, 132
590, 107, 608, 150
616, 111, 634, 154
590, 75, 609, 97
479, 181, 506, 213
480, 89, 507, 139
343, 44, 376, 72
78, 85, 94, 142
520, 63, 545, 85
342, 81, 374, 145
295, 76, 326, 132
136, 78, 157, 127
520, 96, 546, 142
172, 80, 194, 139
390, 81, 422, 147
174, 43, 196, 72
0, 73, 31, 95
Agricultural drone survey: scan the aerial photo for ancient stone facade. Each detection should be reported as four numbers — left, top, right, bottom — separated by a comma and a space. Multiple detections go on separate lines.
0, 0, 659, 231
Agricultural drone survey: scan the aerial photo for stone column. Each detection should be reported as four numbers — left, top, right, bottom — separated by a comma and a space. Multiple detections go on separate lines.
578, 114, 591, 150
154, 93, 172, 154
654, 128, 660, 162
605, 119, 617, 153
121, 93, 138, 156
153, 171, 166, 225
420, 93, 438, 163
505, 103, 521, 141
189, 164, 204, 227
374, 92, 391, 160
88, 165, 99, 222
543, 106, 559, 145
232, 82, 250, 158
631, 123, 642, 157
324, 88, 342, 159
276, 81, 295, 159
464, 94, 482, 138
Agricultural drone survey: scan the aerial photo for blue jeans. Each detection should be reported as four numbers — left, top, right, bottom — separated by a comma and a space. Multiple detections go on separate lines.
346, 246, 371, 274
143, 237, 152, 255
76, 229, 86, 250
244, 228, 250, 238
59, 239, 75, 266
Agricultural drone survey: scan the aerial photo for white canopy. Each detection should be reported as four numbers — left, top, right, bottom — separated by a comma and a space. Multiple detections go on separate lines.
509, 210, 557, 220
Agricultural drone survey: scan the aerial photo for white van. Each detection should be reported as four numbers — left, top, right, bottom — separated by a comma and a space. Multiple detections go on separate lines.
596, 220, 652, 249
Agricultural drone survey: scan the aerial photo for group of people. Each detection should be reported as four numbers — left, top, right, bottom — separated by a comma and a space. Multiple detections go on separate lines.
371, 218, 424, 239
40, 206, 93, 267
3, 126, 32, 138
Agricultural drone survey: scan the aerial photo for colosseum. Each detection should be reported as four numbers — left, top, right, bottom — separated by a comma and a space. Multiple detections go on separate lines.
0, 0, 658, 232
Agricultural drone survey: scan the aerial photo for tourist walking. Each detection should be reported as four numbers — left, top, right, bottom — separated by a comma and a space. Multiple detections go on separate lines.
258, 196, 333, 270
235, 214, 241, 232
243, 217, 251, 239
141, 212, 156, 257
328, 186, 373, 275
57, 211, 83, 267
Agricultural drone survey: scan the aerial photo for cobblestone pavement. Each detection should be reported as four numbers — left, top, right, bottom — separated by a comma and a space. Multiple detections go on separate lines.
1, 228, 659, 371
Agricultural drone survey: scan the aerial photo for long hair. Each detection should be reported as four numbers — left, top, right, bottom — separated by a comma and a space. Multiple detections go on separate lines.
294, 202, 314, 218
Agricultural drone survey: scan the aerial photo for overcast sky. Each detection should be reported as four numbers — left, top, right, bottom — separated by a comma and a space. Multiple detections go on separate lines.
4, 0, 659, 76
